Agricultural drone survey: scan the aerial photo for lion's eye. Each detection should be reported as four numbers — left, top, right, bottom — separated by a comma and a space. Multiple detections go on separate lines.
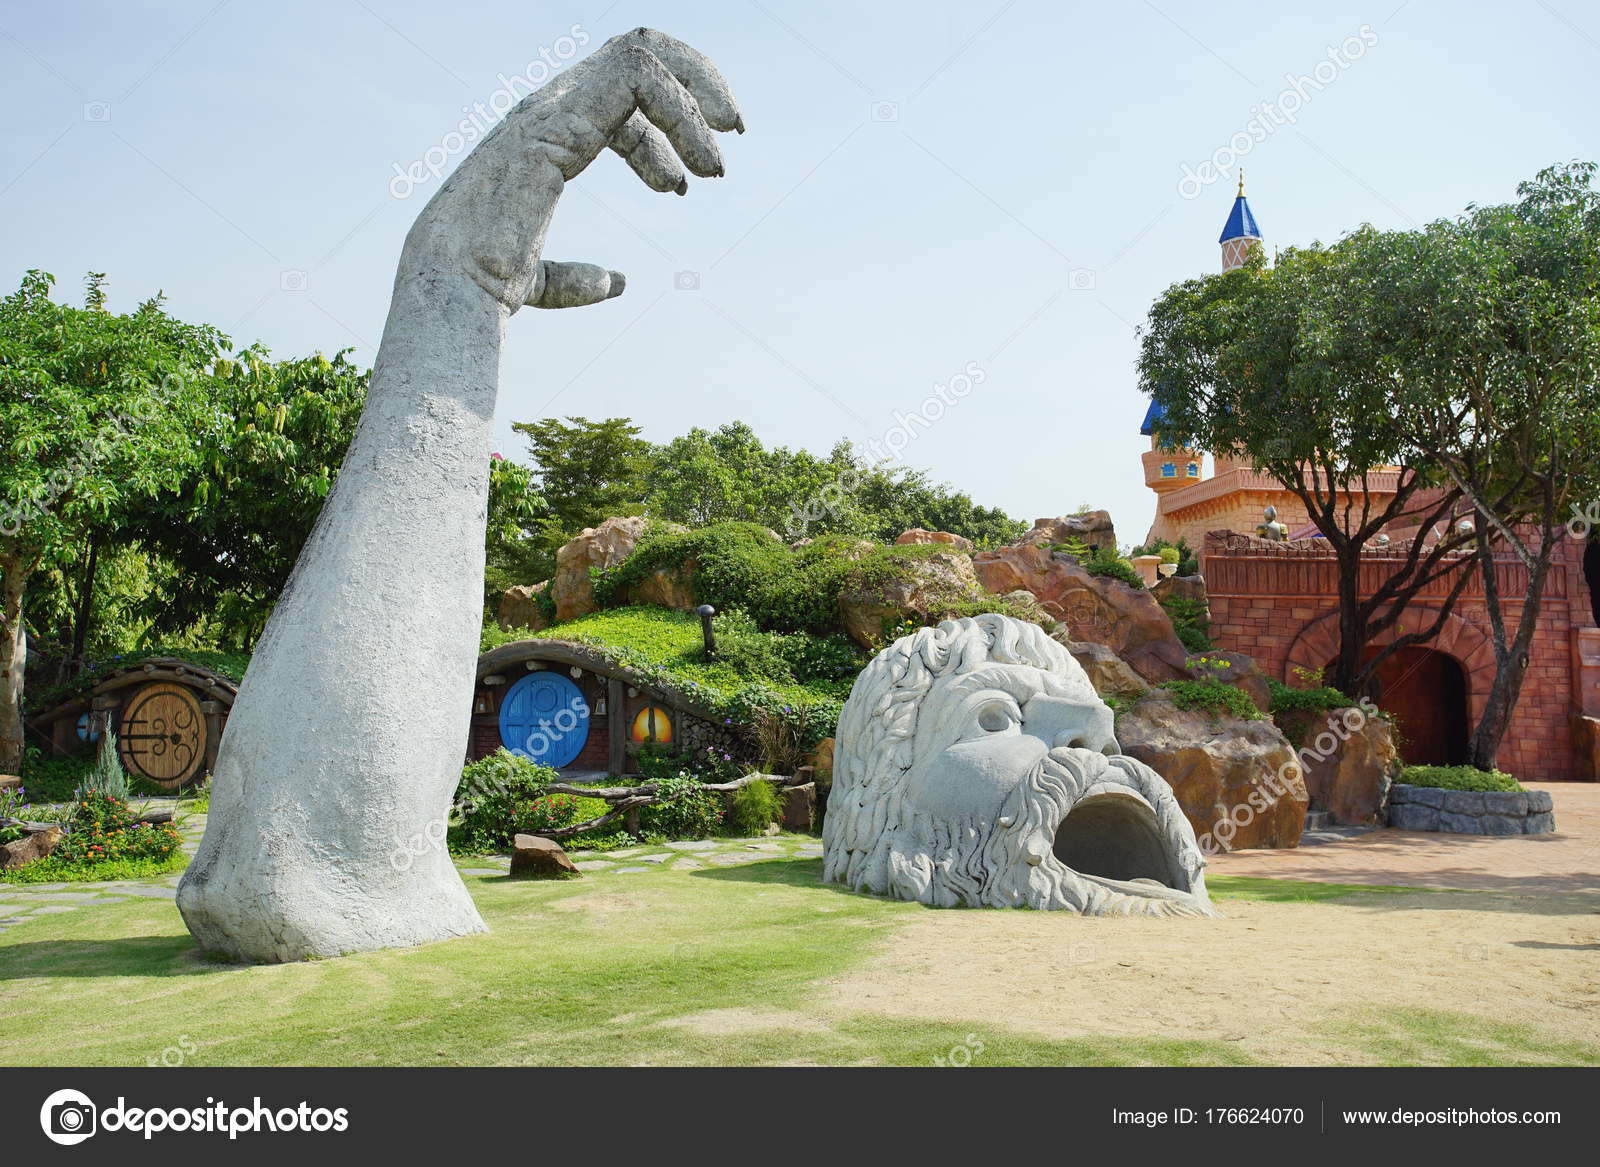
976, 701, 1019, 734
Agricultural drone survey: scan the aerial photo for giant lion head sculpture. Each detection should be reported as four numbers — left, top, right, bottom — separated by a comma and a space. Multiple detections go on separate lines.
822, 613, 1217, 917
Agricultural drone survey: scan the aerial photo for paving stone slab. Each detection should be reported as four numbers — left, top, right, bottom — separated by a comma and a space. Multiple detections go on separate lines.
458, 868, 503, 875
25, 892, 102, 902
573, 861, 614, 871
675, 860, 703, 870
708, 853, 758, 865
0, 904, 32, 914
664, 840, 720, 851
118, 886, 179, 899
32, 905, 78, 914
635, 853, 672, 864
613, 866, 650, 873
0, 916, 28, 925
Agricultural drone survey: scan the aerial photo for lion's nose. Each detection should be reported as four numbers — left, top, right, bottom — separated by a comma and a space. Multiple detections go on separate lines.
1023, 694, 1117, 755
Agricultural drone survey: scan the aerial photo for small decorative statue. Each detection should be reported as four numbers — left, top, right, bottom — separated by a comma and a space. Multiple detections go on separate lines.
822, 614, 1217, 917
1256, 505, 1288, 541
179, 29, 744, 962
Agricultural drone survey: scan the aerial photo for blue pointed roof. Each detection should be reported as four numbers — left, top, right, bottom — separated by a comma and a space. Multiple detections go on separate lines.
1218, 193, 1261, 244
1139, 399, 1166, 436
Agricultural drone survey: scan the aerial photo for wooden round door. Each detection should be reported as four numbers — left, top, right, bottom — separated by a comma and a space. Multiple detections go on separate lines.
118, 681, 206, 788
498, 672, 590, 768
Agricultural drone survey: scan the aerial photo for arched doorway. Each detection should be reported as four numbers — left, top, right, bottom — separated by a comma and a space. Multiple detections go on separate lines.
1585, 541, 1600, 627
1330, 647, 1469, 765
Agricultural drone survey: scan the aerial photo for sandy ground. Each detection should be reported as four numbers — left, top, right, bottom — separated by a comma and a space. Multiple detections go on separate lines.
822, 784, 1600, 1064
822, 889, 1600, 1063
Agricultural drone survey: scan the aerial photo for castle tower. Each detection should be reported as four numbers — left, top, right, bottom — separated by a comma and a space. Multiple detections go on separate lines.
1218, 171, 1262, 272
1139, 399, 1201, 496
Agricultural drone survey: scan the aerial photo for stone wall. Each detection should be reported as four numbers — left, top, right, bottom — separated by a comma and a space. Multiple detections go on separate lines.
1386, 783, 1555, 835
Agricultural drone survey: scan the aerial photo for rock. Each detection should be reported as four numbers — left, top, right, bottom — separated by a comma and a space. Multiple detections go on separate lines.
1437, 812, 1483, 834
836, 549, 982, 649
1117, 693, 1306, 850
497, 581, 552, 633
0, 825, 62, 869
1483, 791, 1529, 817
1524, 812, 1555, 834
1151, 573, 1209, 622
1058, 639, 1150, 698
0, 775, 20, 791
136, 808, 175, 825
1409, 785, 1449, 809
1291, 708, 1400, 828
1479, 815, 1523, 836
1012, 510, 1117, 552
973, 543, 1190, 682
551, 516, 686, 622
1526, 790, 1553, 813
895, 528, 974, 554
509, 834, 580, 878
616, 558, 698, 610
1575, 715, 1600, 781
1388, 803, 1439, 831
1443, 790, 1487, 815
1191, 651, 1272, 714
781, 783, 816, 832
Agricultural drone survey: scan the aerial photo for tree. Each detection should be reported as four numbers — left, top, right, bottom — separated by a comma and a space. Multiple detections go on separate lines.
124, 348, 368, 648
1370, 163, 1600, 768
511, 416, 650, 549
1138, 243, 1480, 700
483, 454, 547, 609
0, 271, 224, 772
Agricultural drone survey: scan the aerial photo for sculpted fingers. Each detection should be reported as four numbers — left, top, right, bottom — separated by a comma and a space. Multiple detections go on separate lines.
608, 111, 688, 194
527, 260, 626, 309
616, 44, 724, 178
611, 28, 745, 134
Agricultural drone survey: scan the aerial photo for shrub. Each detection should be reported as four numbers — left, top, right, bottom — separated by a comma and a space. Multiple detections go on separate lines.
1160, 596, 1212, 653
638, 771, 724, 839
18, 747, 95, 804
1081, 547, 1144, 589
83, 732, 130, 801
0, 851, 188, 884
449, 749, 557, 854
1398, 765, 1521, 793
728, 778, 783, 836
51, 792, 183, 868
1266, 677, 1361, 742
1130, 536, 1199, 577
1158, 679, 1263, 721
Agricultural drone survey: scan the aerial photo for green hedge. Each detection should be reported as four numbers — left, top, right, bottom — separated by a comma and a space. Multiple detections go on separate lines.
1158, 679, 1264, 721
1398, 765, 1521, 793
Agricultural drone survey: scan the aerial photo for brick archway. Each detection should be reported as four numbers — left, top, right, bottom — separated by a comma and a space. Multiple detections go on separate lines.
1284, 607, 1497, 725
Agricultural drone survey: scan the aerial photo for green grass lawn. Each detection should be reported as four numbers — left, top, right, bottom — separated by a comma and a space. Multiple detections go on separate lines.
0, 858, 1590, 1067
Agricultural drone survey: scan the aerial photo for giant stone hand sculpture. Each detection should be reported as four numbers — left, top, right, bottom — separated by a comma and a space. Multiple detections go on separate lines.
178, 29, 743, 962
823, 614, 1219, 917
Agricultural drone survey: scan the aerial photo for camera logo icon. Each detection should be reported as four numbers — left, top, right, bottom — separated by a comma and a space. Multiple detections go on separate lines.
870, 101, 899, 122
1067, 267, 1096, 291
280, 269, 308, 292
40, 1088, 97, 1145
673, 270, 700, 291
83, 101, 111, 122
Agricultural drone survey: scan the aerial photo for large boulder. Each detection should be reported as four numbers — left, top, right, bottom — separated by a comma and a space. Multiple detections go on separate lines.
1117, 693, 1306, 850
510, 834, 580, 878
1291, 708, 1401, 827
1151, 573, 1209, 622
1012, 510, 1116, 552
551, 516, 685, 621
1058, 639, 1150, 698
497, 581, 552, 633
837, 550, 982, 649
1188, 650, 1272, 714
895, 528, 974, 554
616, 559, 698, 610
972, 543, 1190, 681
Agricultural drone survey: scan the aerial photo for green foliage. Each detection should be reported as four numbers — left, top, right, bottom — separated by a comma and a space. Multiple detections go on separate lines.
1081, 547, 1144, 589
449, 749, 557, 854
0, 850, 187, 884
1266, 676, 1360, 741
184, 777, 211, 815
483, 454, 549, 613
83, 730, 129, 801
17, 745, 96, 803
1158, 679, 1263, 721
524, 792, 609, 835
728, 778, 783, 836
512, 416, 651, 554
637, 770, 725, 840
26, 647, 251, 714
1398, 765, 1521, 793
1161, 596, 1212, 652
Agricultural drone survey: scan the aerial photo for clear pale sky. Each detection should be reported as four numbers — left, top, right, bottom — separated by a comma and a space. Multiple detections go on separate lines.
2, 1, 1593, 542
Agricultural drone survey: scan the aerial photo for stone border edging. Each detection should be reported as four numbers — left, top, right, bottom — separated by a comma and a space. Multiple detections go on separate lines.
1386, 783, 1554, 835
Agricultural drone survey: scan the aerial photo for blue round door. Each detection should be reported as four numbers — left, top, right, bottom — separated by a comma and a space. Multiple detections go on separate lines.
498, 671, 590, 768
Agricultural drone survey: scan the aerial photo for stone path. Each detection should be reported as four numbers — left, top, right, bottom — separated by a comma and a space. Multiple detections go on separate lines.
1207, 782, 1600, 894
0, 807, 207, 934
